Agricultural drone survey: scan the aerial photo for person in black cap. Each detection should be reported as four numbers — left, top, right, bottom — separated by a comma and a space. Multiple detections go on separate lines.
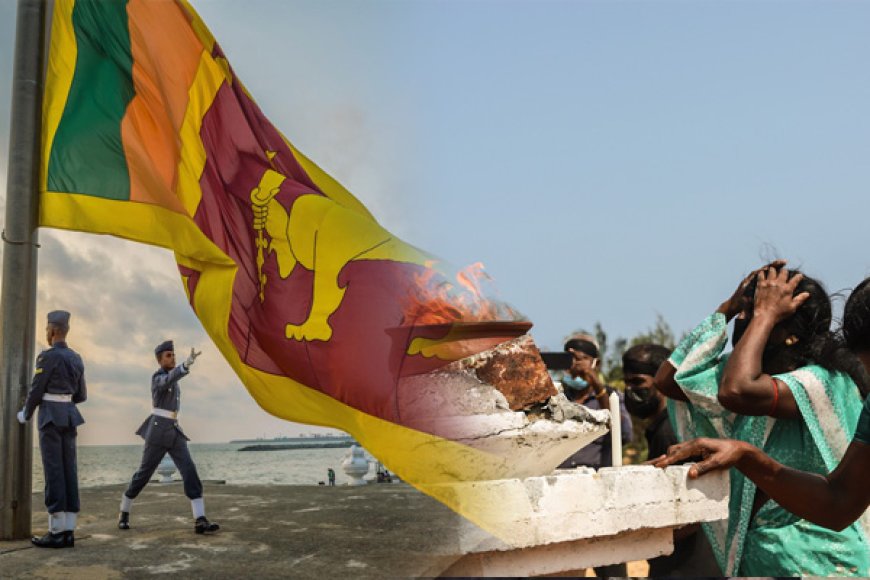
17, 310, 87, 548
117, 340, 219, 534
557, 333, 633, 470
557, 333, 633, 579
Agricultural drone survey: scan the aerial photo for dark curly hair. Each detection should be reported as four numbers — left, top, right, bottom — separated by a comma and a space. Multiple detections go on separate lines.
745, 269, 868, 395
843, 277, 870, 353
839, 277, 870, 397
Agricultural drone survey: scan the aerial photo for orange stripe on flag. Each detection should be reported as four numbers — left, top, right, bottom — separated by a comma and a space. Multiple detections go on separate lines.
122, 0, 205, 211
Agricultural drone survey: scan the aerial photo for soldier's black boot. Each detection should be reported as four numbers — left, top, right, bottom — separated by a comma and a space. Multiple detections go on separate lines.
118, 511, 130, 530
31, 532, 67, 549
63, 531, 75, 548
194, 516, 220, 534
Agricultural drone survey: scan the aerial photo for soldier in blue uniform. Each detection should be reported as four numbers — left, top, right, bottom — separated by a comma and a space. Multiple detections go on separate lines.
17, 310, 87, 548
117, 340, 219, 534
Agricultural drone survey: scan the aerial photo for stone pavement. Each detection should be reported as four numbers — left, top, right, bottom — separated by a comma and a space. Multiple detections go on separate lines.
0, 482, 652, 578
0, 482, 468, 579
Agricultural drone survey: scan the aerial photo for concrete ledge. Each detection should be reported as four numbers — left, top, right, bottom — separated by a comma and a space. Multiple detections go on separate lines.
454, 465, 729, 552
429, 465, 730, 576
444, 527, 672, 577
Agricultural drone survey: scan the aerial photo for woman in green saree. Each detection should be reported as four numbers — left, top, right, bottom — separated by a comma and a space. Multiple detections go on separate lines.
655, 262, 869, 576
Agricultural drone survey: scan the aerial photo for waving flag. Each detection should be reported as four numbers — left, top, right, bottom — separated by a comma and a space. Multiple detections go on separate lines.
41, 0, 524, 535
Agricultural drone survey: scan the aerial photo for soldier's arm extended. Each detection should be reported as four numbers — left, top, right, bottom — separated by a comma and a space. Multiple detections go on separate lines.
152, 364, 189, 394
22, 353, 56, 420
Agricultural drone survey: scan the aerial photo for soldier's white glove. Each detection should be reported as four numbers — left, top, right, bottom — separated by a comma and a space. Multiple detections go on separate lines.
184, 348, 202, 369
16, 410, 26, 424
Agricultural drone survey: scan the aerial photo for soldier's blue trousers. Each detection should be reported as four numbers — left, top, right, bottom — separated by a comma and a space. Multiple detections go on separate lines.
39, 424, 79, 513
124, 437, 203, 500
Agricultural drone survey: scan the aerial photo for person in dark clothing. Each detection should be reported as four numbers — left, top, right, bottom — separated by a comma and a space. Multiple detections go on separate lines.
623, 343, 718, 577
623, 344, 676, 458
558, 334, 633, 470
558, 334, 632, 578
18, 310, 87, 549
117, 340, 219, 535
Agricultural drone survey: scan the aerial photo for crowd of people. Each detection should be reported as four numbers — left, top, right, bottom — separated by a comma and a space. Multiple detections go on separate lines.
558, 261, 870, 577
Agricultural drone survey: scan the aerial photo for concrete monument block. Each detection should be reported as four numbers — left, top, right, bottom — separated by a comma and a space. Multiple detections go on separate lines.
441, 464, 729, 575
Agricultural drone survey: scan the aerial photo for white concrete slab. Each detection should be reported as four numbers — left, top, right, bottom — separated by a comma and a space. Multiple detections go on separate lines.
444, 527, 673, 577
437, 464, 728, 552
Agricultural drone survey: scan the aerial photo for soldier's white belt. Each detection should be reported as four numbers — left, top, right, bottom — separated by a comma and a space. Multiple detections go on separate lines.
43, 393, 72, 403
152, 408, 178, 420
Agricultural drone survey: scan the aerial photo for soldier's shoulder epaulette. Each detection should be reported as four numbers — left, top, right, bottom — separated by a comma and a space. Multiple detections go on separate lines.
35, 349, 59, 372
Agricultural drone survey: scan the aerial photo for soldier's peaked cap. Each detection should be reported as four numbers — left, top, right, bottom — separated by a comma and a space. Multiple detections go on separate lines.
154, 340, 174, 357
47, 310, 70, 326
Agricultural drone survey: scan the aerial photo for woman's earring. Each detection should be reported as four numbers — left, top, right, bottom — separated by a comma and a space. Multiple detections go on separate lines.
785, 336, 798, 346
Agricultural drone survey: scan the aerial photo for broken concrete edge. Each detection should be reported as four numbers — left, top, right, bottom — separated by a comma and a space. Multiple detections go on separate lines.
545, 392, 611, 427
409, 397, 609, 441
422, 464, 729, 553
458, 418, 610, 480
403, 393, 612, 480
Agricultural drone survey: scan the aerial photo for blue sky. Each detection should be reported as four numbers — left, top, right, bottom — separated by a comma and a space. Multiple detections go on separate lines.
1, 0, 870, 443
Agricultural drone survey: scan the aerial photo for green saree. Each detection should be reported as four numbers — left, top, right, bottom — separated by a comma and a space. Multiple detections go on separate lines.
667, 313, 870, 576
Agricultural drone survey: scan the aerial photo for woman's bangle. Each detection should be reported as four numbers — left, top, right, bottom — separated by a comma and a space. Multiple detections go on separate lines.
768, 377, 780, 416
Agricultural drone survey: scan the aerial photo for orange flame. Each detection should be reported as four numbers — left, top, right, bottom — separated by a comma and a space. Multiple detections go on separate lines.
402, 262, 520, 326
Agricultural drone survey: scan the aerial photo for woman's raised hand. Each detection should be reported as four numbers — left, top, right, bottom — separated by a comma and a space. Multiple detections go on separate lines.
753, 267, 810, 325
717, 260, 787, 320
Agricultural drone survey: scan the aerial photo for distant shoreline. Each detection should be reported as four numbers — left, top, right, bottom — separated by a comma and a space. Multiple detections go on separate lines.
229, 435, 353, 444
238, 442, 355, 452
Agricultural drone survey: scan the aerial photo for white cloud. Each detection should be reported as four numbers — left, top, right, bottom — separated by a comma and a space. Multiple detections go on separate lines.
25, 229, 338, 444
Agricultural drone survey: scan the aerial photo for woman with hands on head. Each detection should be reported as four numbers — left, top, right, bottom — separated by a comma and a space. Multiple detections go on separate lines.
654, 275, 870, 534
652, 262, 869, 577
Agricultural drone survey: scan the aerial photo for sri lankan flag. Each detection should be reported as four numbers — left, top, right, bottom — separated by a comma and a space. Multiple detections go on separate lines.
41, 0, 522, 536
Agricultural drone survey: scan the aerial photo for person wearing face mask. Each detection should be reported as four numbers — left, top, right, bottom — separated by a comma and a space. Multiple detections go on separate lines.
558, 334, 633, 472
556, 334, 633, 578
623, 344, 720, 577
653, 262, 869, 577
623, 344, 674, 461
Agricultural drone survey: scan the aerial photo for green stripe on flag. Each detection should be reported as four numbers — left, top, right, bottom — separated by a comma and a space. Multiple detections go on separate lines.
47, 0, 134, 200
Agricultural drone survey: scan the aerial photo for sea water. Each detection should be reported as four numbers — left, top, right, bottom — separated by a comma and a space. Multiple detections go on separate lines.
31, 443, 355, 492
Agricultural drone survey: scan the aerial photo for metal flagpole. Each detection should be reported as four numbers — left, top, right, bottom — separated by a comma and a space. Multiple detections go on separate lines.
0, 0, 46, 540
